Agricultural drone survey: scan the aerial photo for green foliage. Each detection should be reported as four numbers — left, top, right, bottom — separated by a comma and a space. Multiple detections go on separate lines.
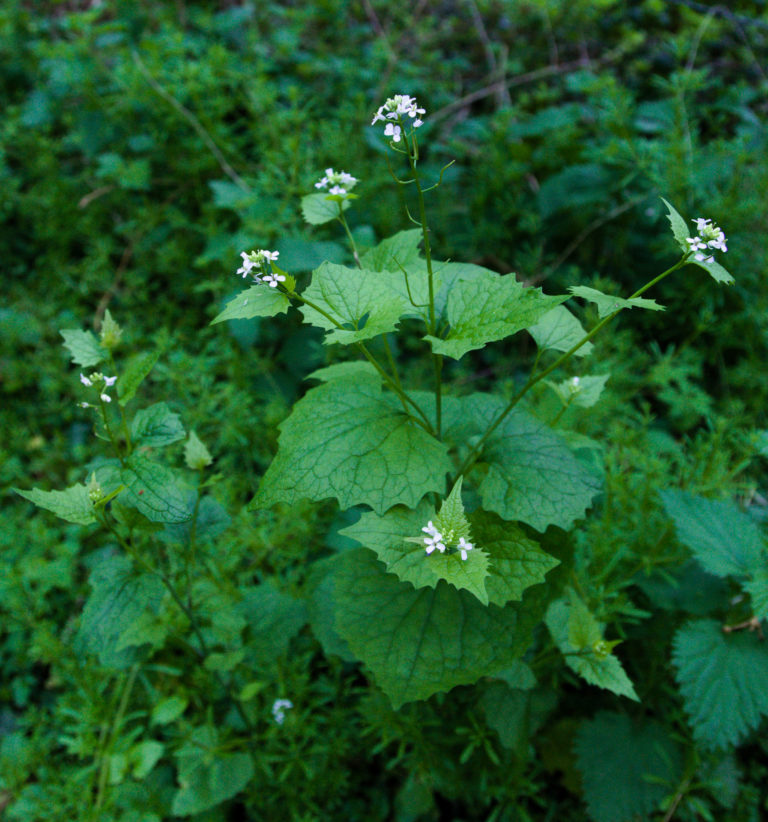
15, 482, 97, 526
569, 285, 664, 317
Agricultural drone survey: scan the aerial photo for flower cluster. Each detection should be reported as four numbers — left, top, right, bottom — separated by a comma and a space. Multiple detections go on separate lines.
80, 372, 117, 404
371, 94, 425, 142
272, 698, 293, 725
315, 168, 358, 197
236, 249, 285, 287
421, 521, 474, 561
686, 218, 727, 263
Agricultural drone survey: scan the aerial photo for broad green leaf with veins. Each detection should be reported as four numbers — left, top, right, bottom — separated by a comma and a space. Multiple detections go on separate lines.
301, 191, 350, 225
569, 285, 664, 317
254, 367, 451, 514
444, 393, 601, 531
687, 255, 734, 285
60, 328, 106, 367
330, 548, 550, 707
300, 262, 409, 345
527, 305, 593, 357
360, 229, 423, 272
211, 285, 290, 324
424, 269, 567, 359
16, 482, 97, 525
662, 197, 690, 253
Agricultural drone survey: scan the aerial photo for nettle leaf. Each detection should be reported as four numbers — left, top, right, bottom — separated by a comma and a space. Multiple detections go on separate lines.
361, 229, 422, 272
661, 490, 765, 578
60, 328, 106, 367
254, 368, 450, 514
171, 726, 254, 816
331, 548, 549, 707
15, 483, 96, 525
300, 262, 408, 345
211, 285, 290, 325
301, 191, 350, 225
446, 393, 601, 531
661, 197, 690, 253
575, 712, 684, 822
424, 269, 567, 359
546, 594, 638, 701
673, 619, 768, 749
527, 305, 593, 357
130, 402, 185, 447
75, 553, 165, 668
118, 349, 161, 407
569, 285, 664, 318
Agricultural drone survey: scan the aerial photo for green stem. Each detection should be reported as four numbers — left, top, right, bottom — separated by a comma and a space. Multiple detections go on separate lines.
99, 399, 126, 467
108, 353, 132, 454
337, 205, 360, 268
454, 256, 688, 479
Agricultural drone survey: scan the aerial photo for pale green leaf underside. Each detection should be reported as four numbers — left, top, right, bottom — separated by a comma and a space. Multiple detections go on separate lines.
254, 372, 450, 515
575, 712, 684, 822
300, 262, 408, 344
673, 619, 768, 749
60, 328, 106, 368
661, 197, 690, 253
425, 271, 567, 359
569, 285, 664, 317
527, 305, 593, 357
211, 285, 290, 325
15, 483, 96, 525
331, 548, 549, 707
301, 191, 350, 225
661, 490, 765, 578
445, 393, 601, 531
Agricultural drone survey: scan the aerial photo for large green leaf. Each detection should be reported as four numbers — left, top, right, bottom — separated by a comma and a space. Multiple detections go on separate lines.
130, 402, 185, 447
445, 393, 601, 531
425, 269, 567, 359
574, 712, 683, 822
15, 482, 96, 525
527, 305, 593, 357
254, 368, 450, 514
673, 619, 768, 749
360, 229, 423, 272
569, 285, 664, 317
661, 490, 765, 578
330, 548, 550, 707
211, 285, 290, 325
300, 262, 408, 345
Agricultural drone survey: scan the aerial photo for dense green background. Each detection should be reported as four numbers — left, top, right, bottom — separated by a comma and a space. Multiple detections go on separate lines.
3, 1, 768, 819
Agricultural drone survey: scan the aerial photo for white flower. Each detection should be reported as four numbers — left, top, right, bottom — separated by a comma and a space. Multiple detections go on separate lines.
384, 122, 402, 142
80, 373, 93, 387
686, 218, 727, 264
236, 251, 256, 278
100, 393, 111, 403
104, 375, 117, 387
236, 249, 280, 283
314, 168, 358, 195
262, 272, 286, 288
372, 94, 425, 140
422, 520, 446, 554
570, 376, 581, 390
272, 698, 293, 725
457, 537, 474, 561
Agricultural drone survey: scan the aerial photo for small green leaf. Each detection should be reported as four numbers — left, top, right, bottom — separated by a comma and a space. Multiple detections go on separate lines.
130, 402, 185, 447
129, 741, 164, 780
184, 430, 213, 470
548, 374, 610, 408
424, 270, 567, 359
100, 309, 123, 350
171, 726, 254, 816
15, 483, 96, 525
434, 476, 471, 541
151, 695, 188, 725
527, 305, 593, 357
569, 285, 664, 317
211, 285, 290, 325
301, 191, 349, 225
60, 329, 107, 367
673, 619, 768, 749
118, 349, 161, 407
687, 255, 734, 285
254, 370, 450, 515
661, 197, 690, 253
300, 262, 408, 345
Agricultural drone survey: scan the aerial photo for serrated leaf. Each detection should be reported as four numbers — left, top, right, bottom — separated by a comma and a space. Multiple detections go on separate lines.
331, 548, 549, 707
300, 262, 408, 345
184, 430, 213, 470
575, 712, 684, 822
673, 619, 768, 749
171, 726, 254, 816
546, 595, 638, 700
424, 270, 567, 359
60, 328, 107, 367
118, 349, 161, 407
569, 285, 664, 317
301, 191, 349, 225
75, 553, 165, 668
211, 285, 290, 325
687, 255, 734, 285
360, 229, 422, 272
15, 483, 96, 525
660, 490, 765, 578
744, 567, 768, 621
527, 305, 593, 357
434, 476, 471, 539
661, 197, 690, 253
254, 371, 450, 515
159, 496, 230, 545
445, 393, 601, 531
238, 582, 307, 664
130, 402, 185, 447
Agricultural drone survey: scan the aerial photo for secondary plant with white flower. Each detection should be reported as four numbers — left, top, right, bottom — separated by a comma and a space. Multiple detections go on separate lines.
315, 168, 358, 197
686, 218, 728, 263
371, 94, 425, 143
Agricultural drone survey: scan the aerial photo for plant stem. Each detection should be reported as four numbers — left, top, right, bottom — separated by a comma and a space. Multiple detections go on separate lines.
109, 353, 132, 454
337, 205, 361, 267
454, 257, 688, 479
